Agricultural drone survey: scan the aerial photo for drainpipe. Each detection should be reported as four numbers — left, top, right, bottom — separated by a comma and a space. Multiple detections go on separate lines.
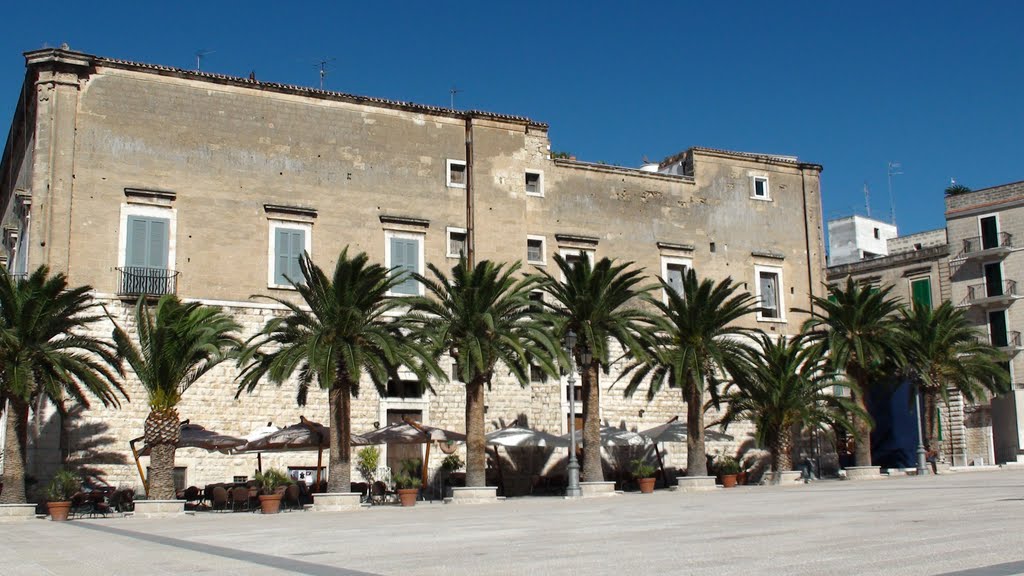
465, 115, 475, 268
799, 166, 816, 316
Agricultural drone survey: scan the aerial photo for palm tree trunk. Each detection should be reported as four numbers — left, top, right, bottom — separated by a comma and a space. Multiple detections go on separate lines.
581, 360, 603, 482
0, 399, 29, 504
149, 443, 177, 500
327, 382, 352, 492
923, 391, 940, 455
685, 381, 707, 476
466, 375, 487, 487
850, 370, 873, 467
771, 429, 794, 472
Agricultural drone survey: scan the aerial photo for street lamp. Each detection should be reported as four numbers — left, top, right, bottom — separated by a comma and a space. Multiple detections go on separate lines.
565, 329, 582, 498
914, 378, 928, 475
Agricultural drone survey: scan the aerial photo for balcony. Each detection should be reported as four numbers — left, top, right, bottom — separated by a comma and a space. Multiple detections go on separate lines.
992, 330, 1023, 354
966, 280, 1021, 308
961, 232, 1013, 260
117, 266, 178, 298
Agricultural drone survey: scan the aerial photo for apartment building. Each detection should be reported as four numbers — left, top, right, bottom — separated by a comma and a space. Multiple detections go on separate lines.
0, 47, 826, 489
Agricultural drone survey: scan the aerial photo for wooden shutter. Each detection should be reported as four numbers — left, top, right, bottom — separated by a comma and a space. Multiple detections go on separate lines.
274, 228, 305, 286
126, 216, 169, 269
390, 237, 419, 295
289, 229, 305, 283
666, 265, 685, 296
911, 278, 932, 309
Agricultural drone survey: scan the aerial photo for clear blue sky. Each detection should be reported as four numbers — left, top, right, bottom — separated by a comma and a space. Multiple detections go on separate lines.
2, 1, 1021, 236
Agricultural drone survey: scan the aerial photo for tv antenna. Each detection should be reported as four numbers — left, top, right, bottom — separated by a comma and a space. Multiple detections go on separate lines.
449, 85, 463, 109
887, 161, 902, 226
313, 58, 336, 90
863, 181, 871, 218
195, 49, 215, 71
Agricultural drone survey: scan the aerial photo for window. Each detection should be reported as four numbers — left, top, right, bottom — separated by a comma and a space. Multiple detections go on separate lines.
530, 365, 548, 383
980, 215, 999, 250
268, 222, 310, 288
557, 246, 595, 282
989, 310, 1009, 347
529, 291, 545, 313
525, 170, 544, 197
119, 204, 176, 297
386, 379, 424, 399
527, 235, 546, 265
447, 227, 467, 258
909, 277, 932, 309
661, 256, 692, 302
386, 232, 423, 295
873, 227, 880, 239
984, 263, 1004, 297
752, 176, 769, 200
755, 266, 785, 321
447, 159, 467, 188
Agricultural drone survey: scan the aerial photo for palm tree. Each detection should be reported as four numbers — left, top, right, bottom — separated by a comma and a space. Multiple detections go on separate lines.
538, 254, 653, 482
0, 266, 126, 504
407, 259, 559, 487
900, 301, 1010, 453
620, 268, 758, 477
111, 294, 240, 500
237, 249, 441, 492
718, 333, 860, 472
799, 277, 905, 467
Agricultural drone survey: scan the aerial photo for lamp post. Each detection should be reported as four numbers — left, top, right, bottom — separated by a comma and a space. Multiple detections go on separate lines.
565, 330, 582, 498
913, 373, 927, 475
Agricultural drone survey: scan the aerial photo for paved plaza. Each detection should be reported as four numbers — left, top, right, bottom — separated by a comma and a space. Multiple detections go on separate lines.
3, 469, 1024, 576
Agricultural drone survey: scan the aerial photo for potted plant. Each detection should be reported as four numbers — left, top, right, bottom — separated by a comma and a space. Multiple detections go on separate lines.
254, 468, 293, 514
45, 470, 80, 521
356, 446, 380, 484
716, 456, 741, 488
631, 459, 657, 494
394, 459, 422, 507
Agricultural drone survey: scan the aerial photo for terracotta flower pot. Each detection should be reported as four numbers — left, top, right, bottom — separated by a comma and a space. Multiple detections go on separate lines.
637, 477, 656, 494
721, 474, 738, 488
258, 493, 283, 514
47, 501, 72, 521
397, 488, 418, 507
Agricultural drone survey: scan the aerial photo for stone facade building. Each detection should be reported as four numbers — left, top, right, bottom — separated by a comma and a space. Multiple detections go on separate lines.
946, 182, 1024, 465
0, 47, 826, 492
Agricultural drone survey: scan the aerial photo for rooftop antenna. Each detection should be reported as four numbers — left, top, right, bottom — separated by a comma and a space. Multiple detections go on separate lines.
195, 49, 215, 71
449, 85, 463, 109
887, 161, 902, 226
314, 58, 336, 90
863, 181, 871, 218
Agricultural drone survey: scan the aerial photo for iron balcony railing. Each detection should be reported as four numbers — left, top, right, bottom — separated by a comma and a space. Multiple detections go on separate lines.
992, 330, 1021, 349
117, 266, 178, 297
966, 279, 1018, 303
962, 232, 1013, 255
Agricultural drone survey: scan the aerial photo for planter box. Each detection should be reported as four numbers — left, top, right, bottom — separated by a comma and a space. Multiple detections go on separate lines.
580, 481, 618, 498
445, 486, 499, 504
311, 492, 363, 512
675, 476, 717, 492
769, 470, 803, 486
0, 503, 38, 521
133, 499, 186, 518
843, 466, 883, 480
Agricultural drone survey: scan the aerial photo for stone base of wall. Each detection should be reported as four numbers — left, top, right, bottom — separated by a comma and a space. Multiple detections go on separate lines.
579, 482, 617, 498
445, 486, 499, 504
312, 492, 363, 512
675, 476, 717, 492
1000, 461, 1024, 469
769, 470, 803, 486
0, 503, 38, 521
843, 466, 883, 480
133, 500, 185, 518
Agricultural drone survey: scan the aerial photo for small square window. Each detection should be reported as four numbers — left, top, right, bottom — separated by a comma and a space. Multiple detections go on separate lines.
527, 236, 546, 264
752, 177, 769, 199
447, 227, 467, 258
873, 227, 880, 239
525, 170, 544, 196
757, 269, 782, 320
447, 159, 467, 188
529, 290, 545, 313
530, 365, 548, 383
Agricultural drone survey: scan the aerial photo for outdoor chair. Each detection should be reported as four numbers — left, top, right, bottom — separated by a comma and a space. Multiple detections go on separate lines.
108, 488, 134, 513
351, 482, 369, 503
282, 484, 301, 511
370, 481, 396, 505
210, 486, 228, 511
230, 487, 251, 511
182, 486, 202, 508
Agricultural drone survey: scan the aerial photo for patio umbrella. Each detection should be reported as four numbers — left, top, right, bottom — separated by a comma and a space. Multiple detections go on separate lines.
486, 425, 569, 448
559, 425, 649, 447
356, 419, 466, 487
235, 416, 366, 487
637, 416, 735, 484
129, 421, 247, 496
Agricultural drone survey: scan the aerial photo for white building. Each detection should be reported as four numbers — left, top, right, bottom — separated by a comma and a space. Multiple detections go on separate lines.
828, 215, 899, 266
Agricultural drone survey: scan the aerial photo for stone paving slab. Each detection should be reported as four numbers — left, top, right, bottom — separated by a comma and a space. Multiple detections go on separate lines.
2, 470, 1023, 575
